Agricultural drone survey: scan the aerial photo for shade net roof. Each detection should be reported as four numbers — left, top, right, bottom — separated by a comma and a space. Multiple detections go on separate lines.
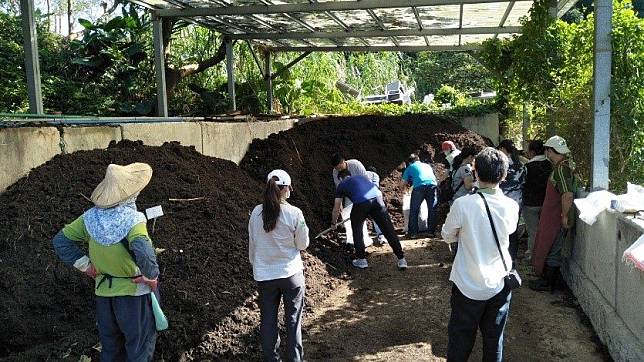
131, 0, 577, 51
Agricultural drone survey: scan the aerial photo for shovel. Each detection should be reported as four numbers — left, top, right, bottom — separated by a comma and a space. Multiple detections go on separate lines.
315, 218, 350, 239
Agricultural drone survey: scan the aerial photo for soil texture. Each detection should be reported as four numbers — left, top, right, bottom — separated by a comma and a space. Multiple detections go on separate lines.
0, 115, 490, 361
304, 238, 611, 362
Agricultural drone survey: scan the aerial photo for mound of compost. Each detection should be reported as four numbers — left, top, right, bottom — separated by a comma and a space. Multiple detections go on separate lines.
0, 114, 490, 361
241, 114, 489, 234
0, 140, 338, 361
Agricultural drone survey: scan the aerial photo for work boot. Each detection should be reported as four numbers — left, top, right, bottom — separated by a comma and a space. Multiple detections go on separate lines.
529, 265, 558, 292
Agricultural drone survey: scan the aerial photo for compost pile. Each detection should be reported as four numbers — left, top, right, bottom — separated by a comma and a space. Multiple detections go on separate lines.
0, 140, 337, 361
241, 114, 489, 234
0, 114, 489, 361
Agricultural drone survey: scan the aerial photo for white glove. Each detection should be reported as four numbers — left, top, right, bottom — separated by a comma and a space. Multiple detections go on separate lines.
73, 255, 91, 272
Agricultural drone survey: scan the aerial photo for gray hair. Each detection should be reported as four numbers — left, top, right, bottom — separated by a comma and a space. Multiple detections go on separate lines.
474, 147, 508, 184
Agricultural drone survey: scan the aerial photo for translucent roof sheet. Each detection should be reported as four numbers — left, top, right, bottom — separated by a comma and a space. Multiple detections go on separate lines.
129, 0, 578, 51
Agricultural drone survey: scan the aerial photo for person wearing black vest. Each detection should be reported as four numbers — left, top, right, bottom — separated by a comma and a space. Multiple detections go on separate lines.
522, 140, 552, 261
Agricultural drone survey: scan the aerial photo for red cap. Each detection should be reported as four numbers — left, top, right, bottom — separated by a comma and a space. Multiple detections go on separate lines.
441, 141, 456, 151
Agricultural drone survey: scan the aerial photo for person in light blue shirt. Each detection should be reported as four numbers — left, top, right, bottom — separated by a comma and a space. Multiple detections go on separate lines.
402, 154, 438, 237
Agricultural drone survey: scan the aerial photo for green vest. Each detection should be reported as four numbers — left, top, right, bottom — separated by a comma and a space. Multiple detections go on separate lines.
63, 217, 152, 297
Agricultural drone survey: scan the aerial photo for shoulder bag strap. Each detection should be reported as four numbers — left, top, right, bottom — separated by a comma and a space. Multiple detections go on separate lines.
477, 192, 509, 273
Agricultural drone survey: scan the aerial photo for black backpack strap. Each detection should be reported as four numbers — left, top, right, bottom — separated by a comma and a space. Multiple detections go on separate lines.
453, 180, 465, 193
477, 192, 509, 273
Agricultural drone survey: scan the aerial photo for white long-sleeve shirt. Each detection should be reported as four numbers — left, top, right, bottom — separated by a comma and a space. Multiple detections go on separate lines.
248, 202, 310, 281
441, 187, 519, 300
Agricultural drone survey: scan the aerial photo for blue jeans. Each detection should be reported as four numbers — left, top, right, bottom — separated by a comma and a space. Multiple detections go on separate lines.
447, 284, 512, 362
408, 184, 437, 235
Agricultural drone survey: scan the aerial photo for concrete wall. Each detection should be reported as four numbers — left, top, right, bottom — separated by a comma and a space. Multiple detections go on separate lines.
61, 126, 121, 154
121, 123, 203, 152
0, 120, 297, 193
0, 114, 495, 192
201, 119, 297, 164
459, 113, 499, 144
564, 210, 644, 362
0, 127, 61, 192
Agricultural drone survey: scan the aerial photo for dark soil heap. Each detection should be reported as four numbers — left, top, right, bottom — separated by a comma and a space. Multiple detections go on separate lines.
0, 114, 489, 361
241, 114, 489, 233
0, 140, 336, 361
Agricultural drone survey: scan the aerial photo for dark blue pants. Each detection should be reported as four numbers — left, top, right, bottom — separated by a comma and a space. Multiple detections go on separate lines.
447, 284, 512, 362
408, 184, 437, 235
258, 272, 305, 362
350, 196, 405, 260
96, 294, 157, 362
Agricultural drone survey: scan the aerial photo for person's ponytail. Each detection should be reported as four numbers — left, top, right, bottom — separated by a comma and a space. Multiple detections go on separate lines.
262, 177, 282, 232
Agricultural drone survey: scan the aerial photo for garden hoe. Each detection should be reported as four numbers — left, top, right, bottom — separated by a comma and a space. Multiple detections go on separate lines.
315, 218, 350, 239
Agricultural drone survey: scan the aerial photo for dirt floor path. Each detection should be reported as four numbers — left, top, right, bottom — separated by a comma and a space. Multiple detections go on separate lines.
303, 237, 610, 361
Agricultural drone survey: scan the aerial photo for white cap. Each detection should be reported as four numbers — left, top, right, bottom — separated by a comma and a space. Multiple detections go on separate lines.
544, 135, 571, 154
267, 169, 292, 186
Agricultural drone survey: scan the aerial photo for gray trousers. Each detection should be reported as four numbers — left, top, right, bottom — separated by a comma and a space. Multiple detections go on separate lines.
522, 206, 541, 256
257, 271, 305, 362
96, 294, 157, 362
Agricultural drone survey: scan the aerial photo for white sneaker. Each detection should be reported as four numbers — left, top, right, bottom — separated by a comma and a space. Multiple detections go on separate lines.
397, 257, 408, 270
352, 258, 368, 269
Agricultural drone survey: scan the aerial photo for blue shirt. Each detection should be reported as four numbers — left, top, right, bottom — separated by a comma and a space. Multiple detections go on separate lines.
335, 176, 382, 204
402, 161, 437, 187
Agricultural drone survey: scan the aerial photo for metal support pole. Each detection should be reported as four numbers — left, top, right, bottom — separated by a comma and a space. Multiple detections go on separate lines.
591, 0, 612, 190
264, 51, 273, 113
522, 103, 530, 151
152, 17, 168, 117
225, 39, 236, 111
547, 0, 558, 17
20, 0, 43, 114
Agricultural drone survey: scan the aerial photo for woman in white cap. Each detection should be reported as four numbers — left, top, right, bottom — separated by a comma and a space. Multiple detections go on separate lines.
248, 169, 310, 362
52, 163, 159, 361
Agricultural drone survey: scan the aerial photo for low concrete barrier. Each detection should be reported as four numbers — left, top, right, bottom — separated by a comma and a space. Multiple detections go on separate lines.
61, 126, 121, 154
0, 119, 298, 193
459, 113, 499, 144
564, 211, 644, 361
0, 127, 61, 192
121, 123, 203, 153
201, 119, 297, 164
0, 114, 496, 192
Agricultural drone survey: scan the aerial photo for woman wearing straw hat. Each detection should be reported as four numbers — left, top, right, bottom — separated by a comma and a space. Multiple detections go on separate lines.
248, 169, 310, 362
52, 163, 160, 361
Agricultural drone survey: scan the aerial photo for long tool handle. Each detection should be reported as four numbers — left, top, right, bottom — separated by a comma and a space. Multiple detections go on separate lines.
315, 218, 350, 239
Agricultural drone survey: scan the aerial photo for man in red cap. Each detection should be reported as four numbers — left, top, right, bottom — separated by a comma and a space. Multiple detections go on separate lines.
442, 140, 461, 172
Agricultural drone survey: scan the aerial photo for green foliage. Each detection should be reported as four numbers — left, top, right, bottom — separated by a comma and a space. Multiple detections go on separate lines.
0, 11, 28, 112
478, 0, 644, 191
434, 85, 466, 106
404, 51, 495, 96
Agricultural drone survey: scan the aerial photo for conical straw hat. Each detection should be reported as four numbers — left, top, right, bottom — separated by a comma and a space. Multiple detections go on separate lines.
91, 163, 153, 208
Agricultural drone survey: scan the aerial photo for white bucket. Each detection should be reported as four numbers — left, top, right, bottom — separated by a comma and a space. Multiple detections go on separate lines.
402, 193, 428, 233
341, 203, 373, 247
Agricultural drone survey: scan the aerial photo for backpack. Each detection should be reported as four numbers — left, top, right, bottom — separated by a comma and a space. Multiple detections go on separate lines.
438, 169, 464, 203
